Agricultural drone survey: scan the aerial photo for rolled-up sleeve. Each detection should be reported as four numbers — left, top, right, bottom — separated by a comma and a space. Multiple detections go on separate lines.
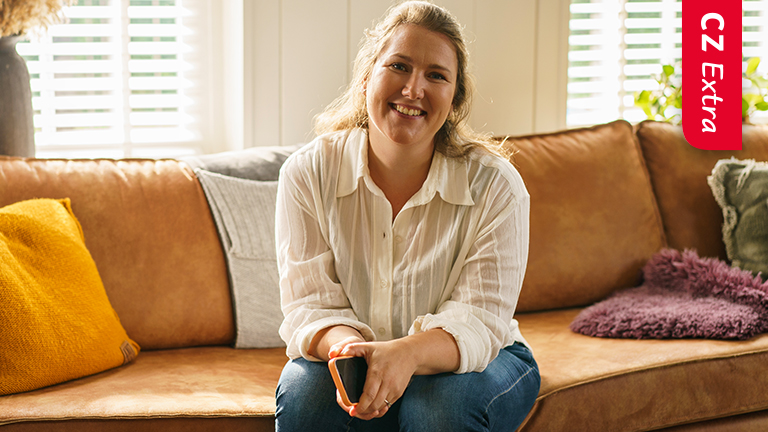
276, 154, 375, 361
411, 172, 530, 373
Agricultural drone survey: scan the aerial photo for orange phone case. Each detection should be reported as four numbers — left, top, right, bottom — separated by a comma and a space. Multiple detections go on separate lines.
328, 356, 364, 406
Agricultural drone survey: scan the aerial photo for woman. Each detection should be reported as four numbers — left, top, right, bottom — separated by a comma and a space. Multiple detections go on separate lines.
274, 2, 540, 431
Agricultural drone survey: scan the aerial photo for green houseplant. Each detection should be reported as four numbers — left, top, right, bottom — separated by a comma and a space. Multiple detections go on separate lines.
743, 57, 768, 124
634, 57, 768, 125
634, 64, 682, 125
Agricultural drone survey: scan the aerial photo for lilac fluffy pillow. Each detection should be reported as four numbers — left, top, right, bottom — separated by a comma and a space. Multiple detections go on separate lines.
570, 249, 768, 340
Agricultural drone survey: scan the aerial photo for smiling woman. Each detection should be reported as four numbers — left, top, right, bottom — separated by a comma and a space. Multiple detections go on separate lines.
366, 24, 457, 149
365, 24, 458, 217
313, 1, 501, 161
274, 2, 540, 432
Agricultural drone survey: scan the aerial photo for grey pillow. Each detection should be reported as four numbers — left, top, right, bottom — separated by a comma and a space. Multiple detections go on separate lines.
196, 169, 284, 348
708, 158, 768, 277
181, 144, 303, 181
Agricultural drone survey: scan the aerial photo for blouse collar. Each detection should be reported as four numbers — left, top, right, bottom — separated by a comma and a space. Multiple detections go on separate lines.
336, 128, 475, 207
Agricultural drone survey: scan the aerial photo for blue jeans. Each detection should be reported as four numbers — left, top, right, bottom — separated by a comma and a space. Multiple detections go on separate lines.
275, 343, 540, 432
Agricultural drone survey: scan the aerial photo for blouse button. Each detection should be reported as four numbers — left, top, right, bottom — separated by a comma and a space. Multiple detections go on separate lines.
395, 235, 403, 244
380, 279, 389, 288
378, 328, 386, 336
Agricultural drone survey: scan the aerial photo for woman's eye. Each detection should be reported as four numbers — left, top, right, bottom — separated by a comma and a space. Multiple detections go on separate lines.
391, 63, 407, 71
429, 72, 447, 81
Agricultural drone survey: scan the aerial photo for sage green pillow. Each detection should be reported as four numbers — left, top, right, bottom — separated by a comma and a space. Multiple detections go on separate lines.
708, 158, 768, 277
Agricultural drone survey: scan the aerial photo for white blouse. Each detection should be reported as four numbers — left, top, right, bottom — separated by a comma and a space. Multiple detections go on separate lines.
275, 128, 530, 373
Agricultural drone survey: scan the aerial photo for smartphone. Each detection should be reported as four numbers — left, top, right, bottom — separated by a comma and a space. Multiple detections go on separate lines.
328, 356, 368, 406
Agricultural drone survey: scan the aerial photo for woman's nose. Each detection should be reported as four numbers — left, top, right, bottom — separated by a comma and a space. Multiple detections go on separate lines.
402, 75, 425, 100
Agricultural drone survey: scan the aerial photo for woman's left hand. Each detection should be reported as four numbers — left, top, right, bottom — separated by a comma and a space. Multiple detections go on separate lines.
333, 339, 417, 420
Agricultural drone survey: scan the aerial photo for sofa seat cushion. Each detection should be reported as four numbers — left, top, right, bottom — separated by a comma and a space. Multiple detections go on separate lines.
0, 347, 287, 427
517, 309, 768, 432
0, 417, 277, 432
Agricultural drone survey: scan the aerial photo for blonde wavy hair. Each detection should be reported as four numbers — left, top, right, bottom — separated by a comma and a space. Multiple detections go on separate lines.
313, 0, 504, 159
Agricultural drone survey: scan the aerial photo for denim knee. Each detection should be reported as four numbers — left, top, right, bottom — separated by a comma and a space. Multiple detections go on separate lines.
275, 358, 352, 432
276, 346, 539, 432
399, 344, 540, 432
276, 358, 405, 432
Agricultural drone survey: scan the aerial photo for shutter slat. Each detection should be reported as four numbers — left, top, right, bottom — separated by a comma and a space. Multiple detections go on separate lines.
51, 112, 121, 127
128, 42, 184, 55
130, 112, 191, 126
26, 60, 118, 74
128, 59, 186, 73
129, 76, 189, 90
130, 128, 196, 143
129, 24, 185, 37
128, 6, 184, 19
63, 6, 119, 19
49, 24, 116, 37
129, 94, 190, 108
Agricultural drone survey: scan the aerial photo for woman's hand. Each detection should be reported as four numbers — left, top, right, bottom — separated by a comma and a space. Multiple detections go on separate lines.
334, 329, 460, 420
334, 339, 418, 420
315, 327, 460, 420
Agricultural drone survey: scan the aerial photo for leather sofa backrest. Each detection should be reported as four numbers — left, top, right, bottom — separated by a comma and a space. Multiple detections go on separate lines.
10, 121, 762, 330
0, 157, 234, 349
636, 121, 768, 260
505, 120, 667, 312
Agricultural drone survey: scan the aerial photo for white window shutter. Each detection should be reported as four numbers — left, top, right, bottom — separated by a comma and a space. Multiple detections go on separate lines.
567, 0, 628, 127
16, 0, 210, 159
567, 0, 768, 128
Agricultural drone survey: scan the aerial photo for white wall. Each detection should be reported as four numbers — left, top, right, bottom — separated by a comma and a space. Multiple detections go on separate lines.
223, 0, 570, 149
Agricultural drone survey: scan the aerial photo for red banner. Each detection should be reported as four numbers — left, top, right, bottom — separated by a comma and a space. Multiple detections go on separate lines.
682, 0, 742, 150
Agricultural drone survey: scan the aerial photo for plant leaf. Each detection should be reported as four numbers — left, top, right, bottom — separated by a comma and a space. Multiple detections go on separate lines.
642, 104, 654, 118
635, 90, 650, 104
751, 75, 768, 88
756, 102, 768, 111
744, 93, 762, 105
746, 57, 760, 76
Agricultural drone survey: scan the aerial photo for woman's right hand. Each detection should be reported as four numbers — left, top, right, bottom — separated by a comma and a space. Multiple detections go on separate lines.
328, 336, 366, 359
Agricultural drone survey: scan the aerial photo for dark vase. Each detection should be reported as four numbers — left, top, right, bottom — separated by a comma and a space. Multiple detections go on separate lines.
0, 35, 35, 158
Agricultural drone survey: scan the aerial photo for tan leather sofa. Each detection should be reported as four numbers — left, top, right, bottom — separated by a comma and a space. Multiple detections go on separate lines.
1, 120, 768, 431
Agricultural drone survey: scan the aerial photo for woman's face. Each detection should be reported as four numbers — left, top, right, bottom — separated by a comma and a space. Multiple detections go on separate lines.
365, 24, 458, 153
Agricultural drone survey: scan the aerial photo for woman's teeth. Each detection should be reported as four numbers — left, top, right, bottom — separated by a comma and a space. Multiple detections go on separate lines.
394, 104, 424, 116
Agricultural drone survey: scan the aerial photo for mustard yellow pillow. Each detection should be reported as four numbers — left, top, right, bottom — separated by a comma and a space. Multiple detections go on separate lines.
0, 198, 140, 395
